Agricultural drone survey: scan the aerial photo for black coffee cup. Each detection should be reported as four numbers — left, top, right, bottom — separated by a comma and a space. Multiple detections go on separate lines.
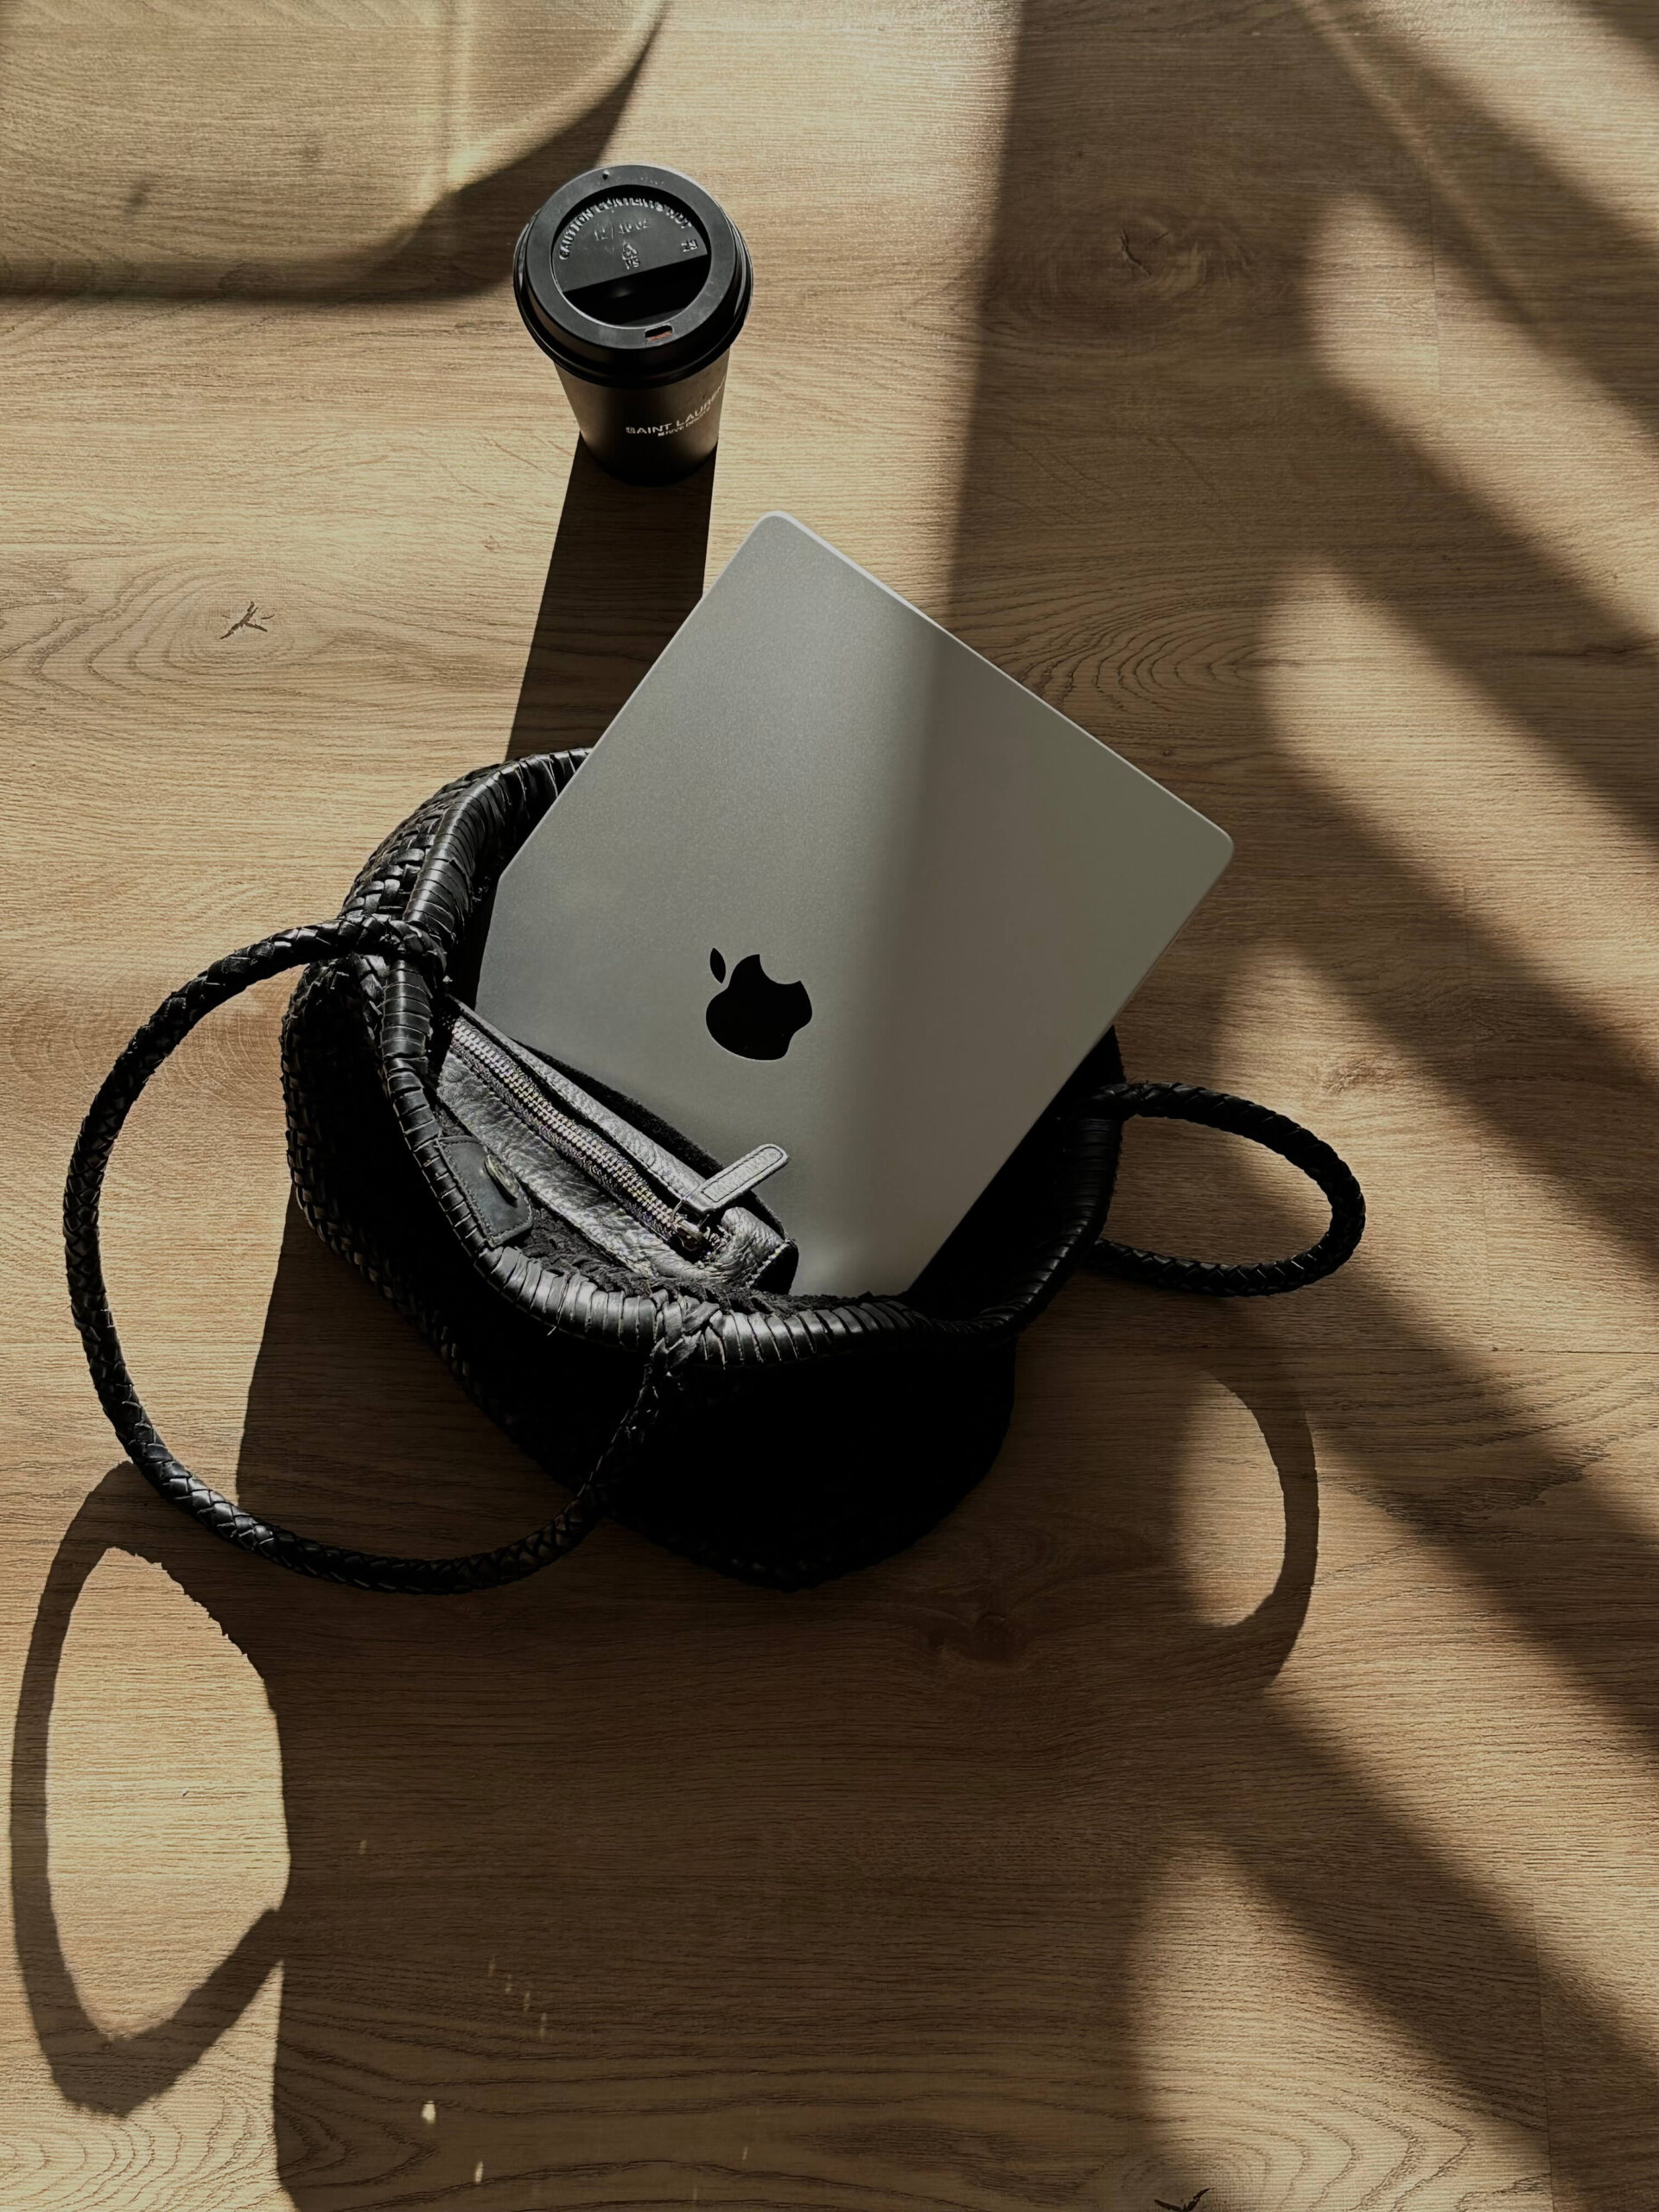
513, 163, 753, 485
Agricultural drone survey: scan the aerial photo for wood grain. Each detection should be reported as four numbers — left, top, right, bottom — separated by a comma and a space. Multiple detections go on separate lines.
5, 1, 1659, 2206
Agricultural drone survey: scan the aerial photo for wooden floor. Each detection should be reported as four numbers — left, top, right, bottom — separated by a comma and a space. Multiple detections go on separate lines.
5, 1, 1658, 2205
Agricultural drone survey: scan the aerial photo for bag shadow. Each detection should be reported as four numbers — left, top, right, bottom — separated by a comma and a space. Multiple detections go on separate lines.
16, 1238, 1326, 2202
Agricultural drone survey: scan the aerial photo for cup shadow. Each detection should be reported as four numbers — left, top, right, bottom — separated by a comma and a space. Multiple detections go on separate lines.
503, 441, 716, 761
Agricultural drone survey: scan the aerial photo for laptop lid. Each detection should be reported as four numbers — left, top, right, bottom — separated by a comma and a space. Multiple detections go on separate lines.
475, 512, 1232, 1294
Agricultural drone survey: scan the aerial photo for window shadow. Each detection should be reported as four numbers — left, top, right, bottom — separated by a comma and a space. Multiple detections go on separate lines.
937, 0, 1659, 2200
17, 0, 1659, 2202
0, 6, 660, 302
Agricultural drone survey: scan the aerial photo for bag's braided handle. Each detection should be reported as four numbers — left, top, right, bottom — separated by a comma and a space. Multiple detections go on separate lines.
63, 920, 677, 1594
1088, 1081, 1364, 1296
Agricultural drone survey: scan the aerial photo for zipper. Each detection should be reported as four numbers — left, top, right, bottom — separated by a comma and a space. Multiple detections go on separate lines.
448, 1015, 721, 1261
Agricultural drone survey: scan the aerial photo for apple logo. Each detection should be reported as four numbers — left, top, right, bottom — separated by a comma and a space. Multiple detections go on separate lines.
705, 947, 812, 1060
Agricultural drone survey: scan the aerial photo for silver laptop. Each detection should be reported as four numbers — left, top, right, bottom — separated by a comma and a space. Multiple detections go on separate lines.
476, 513, 1232, 1294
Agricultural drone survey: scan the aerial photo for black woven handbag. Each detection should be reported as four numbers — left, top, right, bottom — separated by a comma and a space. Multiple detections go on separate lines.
65, 753, 1364, 1595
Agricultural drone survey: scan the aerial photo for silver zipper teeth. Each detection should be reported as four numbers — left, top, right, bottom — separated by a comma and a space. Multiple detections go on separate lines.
453, 1021, 715, 1256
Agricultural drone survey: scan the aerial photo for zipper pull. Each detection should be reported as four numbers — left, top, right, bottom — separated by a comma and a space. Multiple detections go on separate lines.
683, 1142, 789, 1219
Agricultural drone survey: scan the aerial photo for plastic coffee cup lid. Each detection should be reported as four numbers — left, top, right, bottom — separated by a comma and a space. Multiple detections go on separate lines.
515, 163, 752, 385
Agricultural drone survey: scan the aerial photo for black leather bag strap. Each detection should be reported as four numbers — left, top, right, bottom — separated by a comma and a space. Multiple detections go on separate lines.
1087, 1081, 1365, 1295
62, 920, 680, 1594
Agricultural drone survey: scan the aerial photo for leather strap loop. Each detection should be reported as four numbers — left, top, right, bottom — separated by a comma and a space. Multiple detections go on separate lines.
1086, 1080, 1364, 1295
62, 920, 1364, 1591
63, 918, 677, 1592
